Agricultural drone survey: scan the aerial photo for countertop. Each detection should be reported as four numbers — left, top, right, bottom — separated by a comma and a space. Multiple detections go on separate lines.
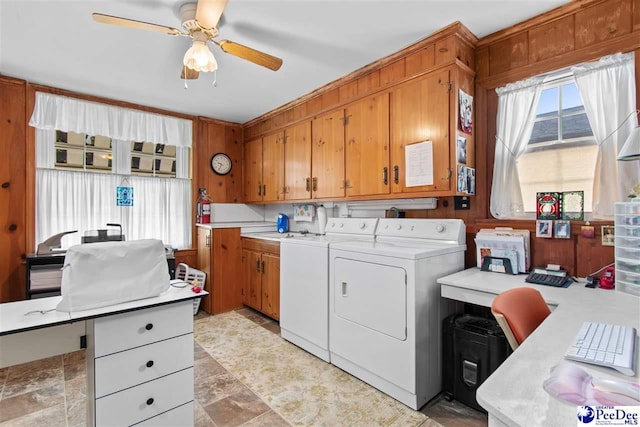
438, 268, 640, 427
196, 222, 275, 231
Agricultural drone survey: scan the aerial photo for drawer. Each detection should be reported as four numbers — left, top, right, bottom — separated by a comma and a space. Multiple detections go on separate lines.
95, 333, 194, 398
95, 367, 193, 426
134, 401, 194, 426
93, 301, 192, 357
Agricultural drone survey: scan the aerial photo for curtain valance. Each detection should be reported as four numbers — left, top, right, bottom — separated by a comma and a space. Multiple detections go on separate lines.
29, 92, 192, 147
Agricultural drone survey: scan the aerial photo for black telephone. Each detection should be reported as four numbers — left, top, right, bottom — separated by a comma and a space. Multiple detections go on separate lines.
525, 265, 571, 287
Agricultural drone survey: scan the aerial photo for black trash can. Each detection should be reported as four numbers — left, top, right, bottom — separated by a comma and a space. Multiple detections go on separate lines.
442, 313, 511, 412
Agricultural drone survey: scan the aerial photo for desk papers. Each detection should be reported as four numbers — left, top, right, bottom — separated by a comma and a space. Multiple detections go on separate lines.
475, 228, 530, 274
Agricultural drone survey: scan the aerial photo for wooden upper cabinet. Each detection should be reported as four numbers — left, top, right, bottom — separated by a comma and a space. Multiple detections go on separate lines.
345, 93, 390, 197
262, 131, 285, 202
312, 110, 346, 199
243, 137, 264, 202
390, 68, 451, 193
284, 121, 311, 200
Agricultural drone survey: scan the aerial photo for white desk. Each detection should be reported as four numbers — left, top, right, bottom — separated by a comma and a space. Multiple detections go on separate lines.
438, 268, 640, 427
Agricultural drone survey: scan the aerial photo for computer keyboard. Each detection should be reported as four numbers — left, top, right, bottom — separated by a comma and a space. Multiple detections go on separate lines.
565, 321, 637, 376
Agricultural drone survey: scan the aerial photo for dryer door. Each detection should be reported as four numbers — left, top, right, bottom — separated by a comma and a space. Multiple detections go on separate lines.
334, 257, 407, 340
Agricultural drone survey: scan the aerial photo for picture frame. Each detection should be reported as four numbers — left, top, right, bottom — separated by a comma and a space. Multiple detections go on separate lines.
601, 225, 615, 246
456, 135, 467, 164
554, 220, 571, 239
459, 89, 473, 133
580, 224, 595, 238
561, 191, 584, 221
536, 220, 553, 238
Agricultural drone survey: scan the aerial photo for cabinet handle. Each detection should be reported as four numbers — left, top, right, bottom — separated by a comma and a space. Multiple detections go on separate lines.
345, 180, 352, 189
258, 184, 262, 196
312, 177, 318, 192
341, 281, 348, 297
206, 234, 210, 248
393, 165, 399, 184
146, 360, 154, 368
262, 184, 266, 196
261, 260, 265, 273
305, 178, 310, 192
8, 224, 17, 232
1, 181, 9, 189
256, 259, 261, 272
383, 167, 388, 185
145, 323, 153, 331
146, 398, 154, 406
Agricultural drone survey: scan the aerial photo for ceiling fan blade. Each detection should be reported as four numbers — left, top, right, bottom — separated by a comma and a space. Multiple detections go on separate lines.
218, 40, 283, 71
92, 13, 184, 36
196, 0, 228, 30
180, 66, 200, 80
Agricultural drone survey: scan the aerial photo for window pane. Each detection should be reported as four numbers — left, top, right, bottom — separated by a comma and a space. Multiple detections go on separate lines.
518, 144, 598, 213
530, 118, 558, 144
562, 113, 593, 140
561, 83, 583, 110
536, 87, 558, 116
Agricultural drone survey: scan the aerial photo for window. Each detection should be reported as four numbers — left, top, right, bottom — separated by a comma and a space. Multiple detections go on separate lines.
131, 141, 177, 177
55, 131, 113, 172
517, 78, 597, 214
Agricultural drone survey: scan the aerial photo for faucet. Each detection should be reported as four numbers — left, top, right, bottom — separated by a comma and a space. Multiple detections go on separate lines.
299, 229, 309, 235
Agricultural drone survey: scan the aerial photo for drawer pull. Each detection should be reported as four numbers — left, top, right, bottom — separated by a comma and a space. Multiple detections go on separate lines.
146, 398, 154, 405
146, 360, 154, 368
145, 323, 154, 331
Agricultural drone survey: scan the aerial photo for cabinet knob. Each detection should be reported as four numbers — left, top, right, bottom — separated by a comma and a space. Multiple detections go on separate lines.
145, 323, 154, 331
1, 182, 9, 189
146, 398, 154, 405
146, 360, 154, 368
8, 224, 17, 232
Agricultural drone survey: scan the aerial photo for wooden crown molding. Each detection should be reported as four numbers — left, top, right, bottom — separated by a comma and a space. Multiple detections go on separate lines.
243, 21, 478, 128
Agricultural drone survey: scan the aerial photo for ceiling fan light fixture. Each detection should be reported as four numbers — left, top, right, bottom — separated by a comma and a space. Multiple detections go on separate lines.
183, 40, 217, 72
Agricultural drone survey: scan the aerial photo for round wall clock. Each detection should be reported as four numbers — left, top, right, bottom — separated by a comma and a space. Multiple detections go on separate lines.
210, 153, 232, 175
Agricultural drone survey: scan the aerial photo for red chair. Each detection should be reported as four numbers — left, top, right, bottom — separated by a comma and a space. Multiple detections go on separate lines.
491, 287, 551, 350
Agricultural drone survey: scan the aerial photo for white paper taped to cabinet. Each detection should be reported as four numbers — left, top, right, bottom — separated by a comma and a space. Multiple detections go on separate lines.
56, 239, 170, 312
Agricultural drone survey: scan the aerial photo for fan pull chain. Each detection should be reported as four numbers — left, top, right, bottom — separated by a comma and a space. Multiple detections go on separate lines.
183, 66, 189, 89
212, 70, 217, 87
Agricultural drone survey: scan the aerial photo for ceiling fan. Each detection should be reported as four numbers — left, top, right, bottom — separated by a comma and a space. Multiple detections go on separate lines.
92, 0, 283, 80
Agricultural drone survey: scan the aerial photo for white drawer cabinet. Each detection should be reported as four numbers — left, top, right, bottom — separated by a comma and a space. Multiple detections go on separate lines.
87, 300, 195, 426
135, 402, 194, 426
95, 368, 194, 426
93, 301, 193, 357
94, 333, 194, 398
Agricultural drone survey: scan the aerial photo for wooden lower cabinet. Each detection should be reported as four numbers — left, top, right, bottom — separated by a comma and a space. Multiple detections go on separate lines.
241, 238, 280, 320
196, 226, 243, 314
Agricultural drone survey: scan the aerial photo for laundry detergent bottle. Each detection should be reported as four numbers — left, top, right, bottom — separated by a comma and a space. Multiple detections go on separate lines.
277, 214, 289, 233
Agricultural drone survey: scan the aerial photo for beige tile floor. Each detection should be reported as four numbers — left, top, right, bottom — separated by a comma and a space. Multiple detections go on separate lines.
0, 307, 487, 427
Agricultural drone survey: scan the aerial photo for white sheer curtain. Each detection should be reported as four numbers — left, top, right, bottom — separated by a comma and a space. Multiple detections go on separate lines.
490, 77, 544, 218
31, 94, 193, 249
36, 170, 191, 249
572, 52, 638, 219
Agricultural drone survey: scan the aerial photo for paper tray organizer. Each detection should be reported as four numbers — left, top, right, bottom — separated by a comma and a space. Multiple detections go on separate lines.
175, 263, 206, 315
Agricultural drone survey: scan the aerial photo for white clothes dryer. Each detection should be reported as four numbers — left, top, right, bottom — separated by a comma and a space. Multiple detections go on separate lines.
329, 218, 466, 409
280, 218, 378, 362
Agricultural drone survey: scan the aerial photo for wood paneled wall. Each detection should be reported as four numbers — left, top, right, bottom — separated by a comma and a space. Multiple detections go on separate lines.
0, 76, 27, 302
470, 0, 640, 275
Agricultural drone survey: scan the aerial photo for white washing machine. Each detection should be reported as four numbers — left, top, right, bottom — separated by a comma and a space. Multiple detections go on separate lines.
280, 218, 378, 362
329, 218, 466, 409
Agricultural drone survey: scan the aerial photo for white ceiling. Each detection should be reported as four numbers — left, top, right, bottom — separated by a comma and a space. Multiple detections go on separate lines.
0, 0, 569, 124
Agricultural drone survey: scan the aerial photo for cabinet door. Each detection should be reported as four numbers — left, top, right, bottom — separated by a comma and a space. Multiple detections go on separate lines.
345, 93, 390, 196
196, 227, 213, 313
243, 138, 263, 202
211, 228, 242, 314
242, 249, 262, 310
390, 69, 451, 193
262, 131, 285, 202
312, 110, 346, 199
284, 121, 311, 200
261, 253, 280, 320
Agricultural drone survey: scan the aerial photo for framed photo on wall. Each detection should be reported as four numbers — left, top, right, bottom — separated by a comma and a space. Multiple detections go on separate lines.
536, 220, 553, 238
554, 220, 571, 239
601, 226, 615, 246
